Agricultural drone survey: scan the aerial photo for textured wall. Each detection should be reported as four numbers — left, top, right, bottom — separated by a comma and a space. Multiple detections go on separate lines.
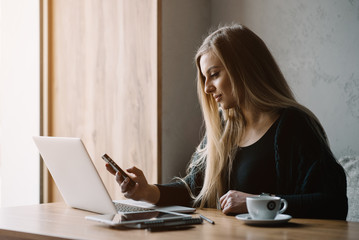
161, 0, 209, 182
211, 0, 359, 158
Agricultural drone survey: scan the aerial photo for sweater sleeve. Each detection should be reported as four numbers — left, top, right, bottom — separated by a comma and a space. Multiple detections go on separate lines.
155, 182, 193, 206
154, 136, 207, 207
275, 108, 348, 220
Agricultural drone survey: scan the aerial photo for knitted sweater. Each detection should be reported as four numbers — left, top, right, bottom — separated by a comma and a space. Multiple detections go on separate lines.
156, 108, 348, 220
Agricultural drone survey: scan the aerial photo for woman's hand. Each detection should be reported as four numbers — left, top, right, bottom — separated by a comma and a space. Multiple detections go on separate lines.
105, 164, 160, 204
220, 190, 256, 215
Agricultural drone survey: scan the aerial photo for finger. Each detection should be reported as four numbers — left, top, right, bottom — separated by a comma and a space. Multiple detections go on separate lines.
220, 192, 229, 209
105, 164, 117, 175
221, 198, 230, 212
115, 171, 125, 185
221, 197, 235, 215
126, 166, 144, 177
219, 192, 227, 204
126, 166, 146, 183
222, 204, 232, 215
124, 183, 139, 198
120, 177, 134, 193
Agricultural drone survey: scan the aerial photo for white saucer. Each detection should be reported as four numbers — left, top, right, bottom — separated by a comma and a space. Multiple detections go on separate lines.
235, 214, 292, 226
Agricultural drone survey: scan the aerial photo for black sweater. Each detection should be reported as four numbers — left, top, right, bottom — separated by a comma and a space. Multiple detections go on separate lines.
156, 108, 348, 220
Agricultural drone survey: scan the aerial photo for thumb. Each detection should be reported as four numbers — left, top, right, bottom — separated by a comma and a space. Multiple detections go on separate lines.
126, 166, 144, 177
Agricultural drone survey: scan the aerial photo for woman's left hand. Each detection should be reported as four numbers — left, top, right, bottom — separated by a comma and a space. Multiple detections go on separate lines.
220, 190, 256, 215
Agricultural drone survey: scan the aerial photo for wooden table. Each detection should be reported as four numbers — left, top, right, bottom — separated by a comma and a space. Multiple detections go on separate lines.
0, 202, 358, 240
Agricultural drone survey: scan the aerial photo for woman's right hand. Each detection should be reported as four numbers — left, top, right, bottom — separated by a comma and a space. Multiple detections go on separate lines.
105, 164, 160, 204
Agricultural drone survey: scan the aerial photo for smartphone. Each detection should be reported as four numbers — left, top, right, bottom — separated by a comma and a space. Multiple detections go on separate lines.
102, 153, 136, 187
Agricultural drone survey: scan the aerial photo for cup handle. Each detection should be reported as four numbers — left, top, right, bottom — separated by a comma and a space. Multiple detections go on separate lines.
279, 199, 288, 214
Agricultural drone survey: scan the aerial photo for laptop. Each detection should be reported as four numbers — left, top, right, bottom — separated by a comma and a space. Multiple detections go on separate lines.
33, 136, 195, 214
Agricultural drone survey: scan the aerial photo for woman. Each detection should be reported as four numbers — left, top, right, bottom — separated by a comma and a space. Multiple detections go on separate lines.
106, 24, 348, 219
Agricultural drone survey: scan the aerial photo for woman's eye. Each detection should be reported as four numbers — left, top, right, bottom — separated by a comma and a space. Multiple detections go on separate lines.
210, 72, 219, 78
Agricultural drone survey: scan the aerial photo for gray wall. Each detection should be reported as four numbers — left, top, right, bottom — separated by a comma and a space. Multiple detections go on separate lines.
161, 0, 209, 182
161, 0, 359, 182
210, 0, 359, 158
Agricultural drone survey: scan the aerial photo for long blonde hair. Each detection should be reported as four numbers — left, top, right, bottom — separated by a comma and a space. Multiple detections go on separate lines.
187, 24, 326, 209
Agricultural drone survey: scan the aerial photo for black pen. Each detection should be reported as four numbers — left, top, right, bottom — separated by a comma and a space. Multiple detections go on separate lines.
147, 225, 194, 232
199, 214, 215, 224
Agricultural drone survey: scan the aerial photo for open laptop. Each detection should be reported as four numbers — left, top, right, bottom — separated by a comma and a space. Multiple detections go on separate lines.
33, 136, 195, 214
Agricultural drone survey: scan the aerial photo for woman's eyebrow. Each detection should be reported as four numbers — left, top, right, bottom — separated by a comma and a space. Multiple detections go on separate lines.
206, 66, 221, 74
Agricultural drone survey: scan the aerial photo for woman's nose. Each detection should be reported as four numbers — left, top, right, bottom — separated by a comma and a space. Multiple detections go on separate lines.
204, 81, 215, 94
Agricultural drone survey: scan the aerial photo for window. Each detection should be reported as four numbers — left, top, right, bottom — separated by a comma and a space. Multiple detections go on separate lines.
0, 0, 40, 207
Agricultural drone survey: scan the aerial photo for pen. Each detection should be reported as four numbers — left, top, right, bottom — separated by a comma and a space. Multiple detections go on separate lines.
147, 225, 194, 232
199, 214, 215, 224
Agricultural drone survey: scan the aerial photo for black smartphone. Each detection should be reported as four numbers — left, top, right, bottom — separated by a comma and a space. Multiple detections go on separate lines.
102, 153, 136, 187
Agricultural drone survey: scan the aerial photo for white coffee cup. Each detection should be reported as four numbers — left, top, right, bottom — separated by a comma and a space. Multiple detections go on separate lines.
246, 196, 288, 220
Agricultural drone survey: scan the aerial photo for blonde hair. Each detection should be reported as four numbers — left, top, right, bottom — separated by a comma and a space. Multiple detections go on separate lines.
186, 24, 326, 209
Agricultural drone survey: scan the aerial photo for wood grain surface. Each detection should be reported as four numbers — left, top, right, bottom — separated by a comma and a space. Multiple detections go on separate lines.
47, 0, 159, 202
1, 203, 358, 240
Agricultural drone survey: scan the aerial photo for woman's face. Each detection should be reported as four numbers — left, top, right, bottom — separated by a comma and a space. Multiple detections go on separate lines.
200, 51, 237, 109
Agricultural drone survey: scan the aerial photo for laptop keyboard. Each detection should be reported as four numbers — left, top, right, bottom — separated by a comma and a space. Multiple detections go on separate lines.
114, 202, 153, 213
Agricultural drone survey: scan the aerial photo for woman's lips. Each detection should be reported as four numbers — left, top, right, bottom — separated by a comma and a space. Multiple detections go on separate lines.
214, 94, 222, 102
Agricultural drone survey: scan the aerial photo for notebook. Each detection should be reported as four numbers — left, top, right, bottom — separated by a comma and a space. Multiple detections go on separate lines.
85, 210, 203, 229
33, 136, 195, 214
